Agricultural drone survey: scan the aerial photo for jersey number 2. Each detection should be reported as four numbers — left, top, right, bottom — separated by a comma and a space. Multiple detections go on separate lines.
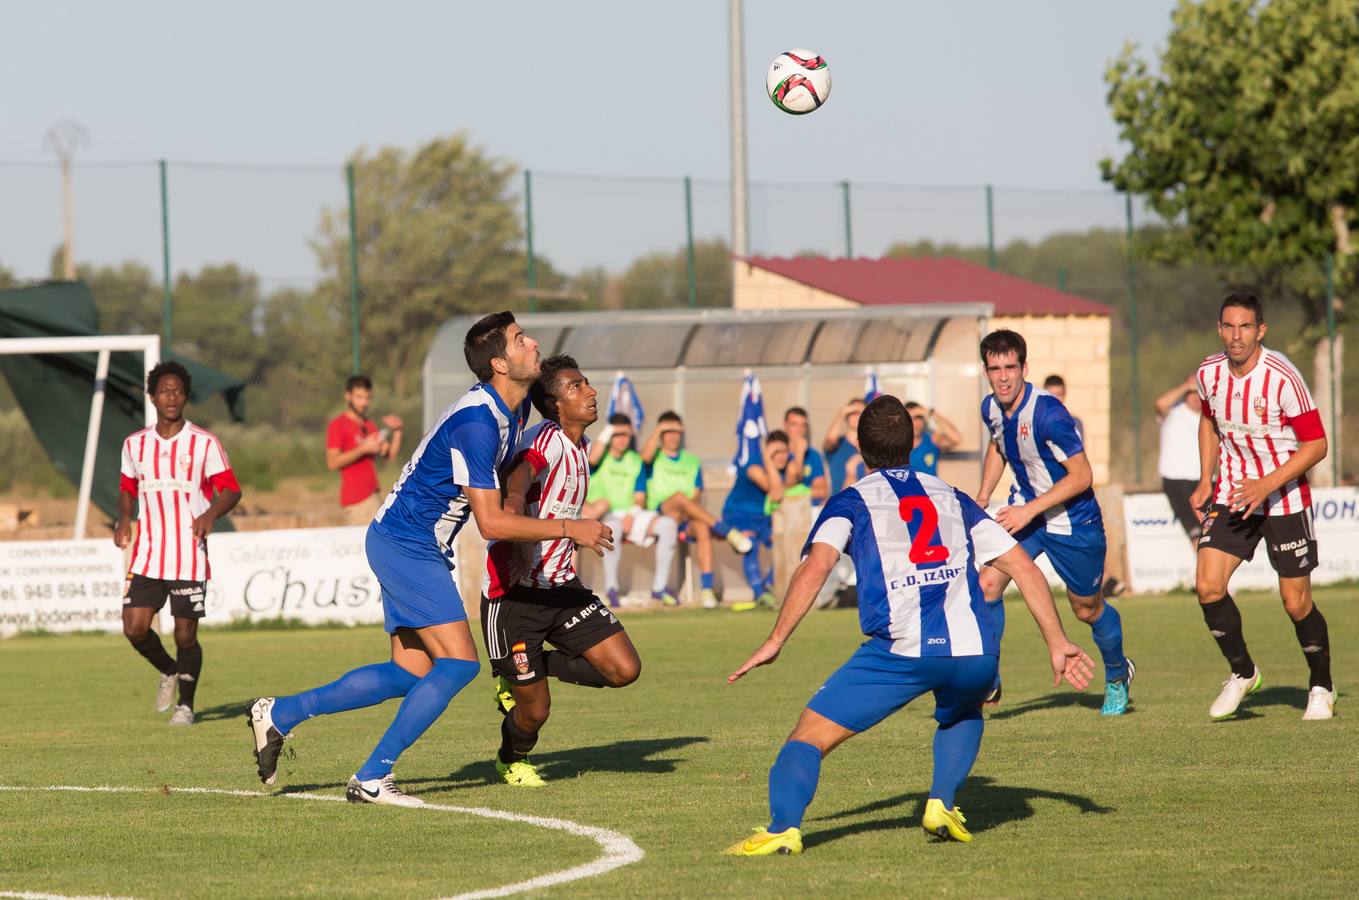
898, 496, 948, 564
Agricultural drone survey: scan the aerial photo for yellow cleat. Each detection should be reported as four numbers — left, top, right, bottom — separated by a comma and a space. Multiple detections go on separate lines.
496, 757, 546, 787
922, 798, 972, 843
494, 676, 515, 716
722, 827, 803, 856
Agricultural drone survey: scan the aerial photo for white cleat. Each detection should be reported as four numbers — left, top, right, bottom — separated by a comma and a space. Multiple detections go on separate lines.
168, 704, 195, 726
701, 588, 720, 609
346, 774, 425, 807
156, 672, 178, 712
1209, 667, 1262, 720
725, 530, 754, 554
1302, 686, 1336, 721
248, 697, 288, 786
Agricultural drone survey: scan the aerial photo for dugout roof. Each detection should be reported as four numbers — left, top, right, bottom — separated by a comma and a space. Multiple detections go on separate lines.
425, 304, 992, 380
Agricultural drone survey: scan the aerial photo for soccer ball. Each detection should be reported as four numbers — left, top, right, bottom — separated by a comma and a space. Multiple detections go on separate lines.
766, 49, 831, 115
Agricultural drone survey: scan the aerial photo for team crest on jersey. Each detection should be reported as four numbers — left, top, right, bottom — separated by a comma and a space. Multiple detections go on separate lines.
885, 469, 911, 482
562, 474, 579, 496
1019, 423, 1030, 440
1253, 397, 1267, 417
511, 641, 530, 674
179, 453, 193, 471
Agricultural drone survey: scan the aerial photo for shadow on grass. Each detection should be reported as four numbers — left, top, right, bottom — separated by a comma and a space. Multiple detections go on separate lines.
430, 736, 712, 790
986, 691, 1106, 720
194, 699, 254, 722
1213, 685, 1310, 720
802, 776, 1113, 847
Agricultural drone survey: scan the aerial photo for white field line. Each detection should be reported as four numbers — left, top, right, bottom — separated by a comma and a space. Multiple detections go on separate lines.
0, 785, 644, 900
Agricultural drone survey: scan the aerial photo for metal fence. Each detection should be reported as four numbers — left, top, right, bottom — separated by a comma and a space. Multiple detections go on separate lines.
0, 159, 1349, 485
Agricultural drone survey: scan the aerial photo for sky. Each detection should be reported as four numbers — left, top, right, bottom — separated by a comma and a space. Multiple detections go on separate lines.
1, 0, 1179, 287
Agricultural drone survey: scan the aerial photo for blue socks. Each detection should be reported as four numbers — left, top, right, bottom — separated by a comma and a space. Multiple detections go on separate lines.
1089, 603, 1128, 681
930, 710, 984, 809
768, 740, 822, 833
356, 657, 479, 781
271, 661, 420, 734
700, 572, 715, 590
742, 549, 764, 597
985, 597, 1006, 645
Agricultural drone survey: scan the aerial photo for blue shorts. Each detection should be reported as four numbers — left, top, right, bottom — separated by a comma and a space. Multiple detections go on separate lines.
1015, 522, 1106, 598
807, 640, 997, 732
719, 513, 772, 548
366, 526, 466, 634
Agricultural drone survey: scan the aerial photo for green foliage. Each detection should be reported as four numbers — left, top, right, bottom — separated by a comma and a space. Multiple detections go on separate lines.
312, 135, 525, 399
618, 239, 732, 309
1101, 0, 1359, 321
0, 409, 73, 496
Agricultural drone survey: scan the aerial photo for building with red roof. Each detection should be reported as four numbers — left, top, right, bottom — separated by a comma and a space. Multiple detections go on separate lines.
734, 255, 1113, 484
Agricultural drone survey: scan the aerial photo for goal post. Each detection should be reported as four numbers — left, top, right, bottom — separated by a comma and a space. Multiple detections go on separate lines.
0, 334, 160, 539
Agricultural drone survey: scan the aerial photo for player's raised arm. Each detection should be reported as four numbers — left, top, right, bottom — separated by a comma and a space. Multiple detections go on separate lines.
729, 542, 838, 683
987, 544, 1094, 690
1190, 388, 1220, 519
929, 409, 963, 451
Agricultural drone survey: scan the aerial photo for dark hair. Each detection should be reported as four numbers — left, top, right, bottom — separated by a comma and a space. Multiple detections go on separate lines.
766, 429, 789, 445
1042, 374, 1066, 389
904, 401, 925, 414
345, 374, 373, 393
784, 406, 808, 420
1220, 291, 1265, 325
857, 395, 914, 470
608, 413, 633, 427
464, 311, 517, 382
980, 329, 1027, 366
658, 410, 683, 425
146, 360, 191, 397
529, 354, 580, 421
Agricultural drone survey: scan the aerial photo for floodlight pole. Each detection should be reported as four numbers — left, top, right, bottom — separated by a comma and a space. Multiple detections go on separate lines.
729, 0, 749, 261
43, 120, 90, 281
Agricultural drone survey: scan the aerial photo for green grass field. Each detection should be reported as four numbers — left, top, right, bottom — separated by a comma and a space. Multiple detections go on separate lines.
1, 589, 1354, 898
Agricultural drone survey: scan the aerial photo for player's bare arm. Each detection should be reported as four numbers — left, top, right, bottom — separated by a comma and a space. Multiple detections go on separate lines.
191, 486, 241, 541
728, 543, 838, 683
783, 433, 807, 487
113, 489, 136, 549
987, 544, 1095, 689
640, 422, 674, 464
1189, 411, 1221, 519
975, 440, 1005, 506
465, 486, 613, 555
502, 456, 533, 517
1155, 376, 1197, 418
821, 403, 851, 456
746, 458, 785, 504
994, 451, 1093, 535
1228, 436, 1327, 516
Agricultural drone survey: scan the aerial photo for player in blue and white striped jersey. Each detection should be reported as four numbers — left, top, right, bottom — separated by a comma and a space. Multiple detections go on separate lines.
724, 396, 1093, 854
975, 330, 1134, 717
246, 312, 613, 805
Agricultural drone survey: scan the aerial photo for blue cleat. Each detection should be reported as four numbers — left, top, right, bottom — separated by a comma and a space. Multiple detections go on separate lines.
1101, 657, 1135, 716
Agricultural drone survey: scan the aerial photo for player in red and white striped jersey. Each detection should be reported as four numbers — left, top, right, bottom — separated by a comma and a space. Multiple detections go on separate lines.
1190, 293, 1334, 721
481, 355, 641, 787
114, 361, 241, 726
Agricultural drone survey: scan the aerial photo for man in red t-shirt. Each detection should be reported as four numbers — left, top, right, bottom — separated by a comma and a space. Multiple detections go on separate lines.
326, 375, 404, 524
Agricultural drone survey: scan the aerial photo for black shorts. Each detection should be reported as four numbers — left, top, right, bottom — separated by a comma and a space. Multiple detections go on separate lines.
1198, 504, 1318, 578
480, 579, 625, 685
1161, 478, 1202, 541
122, 574, 208, 619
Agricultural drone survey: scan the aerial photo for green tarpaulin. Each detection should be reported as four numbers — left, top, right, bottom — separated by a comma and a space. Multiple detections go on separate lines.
0, 281, 245, 528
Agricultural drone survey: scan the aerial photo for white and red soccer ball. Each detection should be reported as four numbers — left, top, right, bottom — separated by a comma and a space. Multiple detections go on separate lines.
766, 49, 831, 115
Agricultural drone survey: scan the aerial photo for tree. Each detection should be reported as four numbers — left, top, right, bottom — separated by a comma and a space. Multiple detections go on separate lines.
1101, 0, 1359, 322
618, 239, 732, 309
312, 135, 525, 399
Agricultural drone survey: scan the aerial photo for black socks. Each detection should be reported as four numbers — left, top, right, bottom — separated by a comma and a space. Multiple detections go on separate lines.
499, 710, 539, 764
1201, 595, 1256, 680
175, 642, 203, 710
1292, 606, 1332, 691
544, 650, 611, 688
130, 631, 176, 677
